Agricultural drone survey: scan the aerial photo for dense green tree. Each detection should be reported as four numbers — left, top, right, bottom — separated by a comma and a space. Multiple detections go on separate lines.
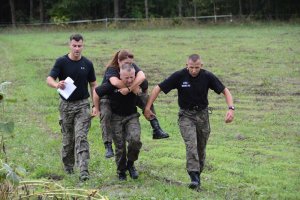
1, 0, 299, 25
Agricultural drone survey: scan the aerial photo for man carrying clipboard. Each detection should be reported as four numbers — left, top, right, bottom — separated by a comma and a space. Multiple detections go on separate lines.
46, 34, 97, 181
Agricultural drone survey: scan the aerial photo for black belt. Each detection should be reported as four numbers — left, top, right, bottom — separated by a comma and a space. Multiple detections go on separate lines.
187, 106, 206, 111
186, 106, 212, 114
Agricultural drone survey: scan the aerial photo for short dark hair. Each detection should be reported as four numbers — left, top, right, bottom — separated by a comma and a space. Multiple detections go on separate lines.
70, 34, 83, 42
188, 54, 201, 62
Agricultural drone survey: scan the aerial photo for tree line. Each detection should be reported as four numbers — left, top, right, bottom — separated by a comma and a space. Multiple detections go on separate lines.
1, 0, 299, 26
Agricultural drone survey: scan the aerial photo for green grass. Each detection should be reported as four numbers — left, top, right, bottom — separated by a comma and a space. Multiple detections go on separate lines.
0, 24, 300, 199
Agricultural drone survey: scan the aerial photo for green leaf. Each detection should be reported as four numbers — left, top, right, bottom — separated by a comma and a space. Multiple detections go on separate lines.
6, 170, 20, 185
2, 163, 20, 185
15, 166, 27, 177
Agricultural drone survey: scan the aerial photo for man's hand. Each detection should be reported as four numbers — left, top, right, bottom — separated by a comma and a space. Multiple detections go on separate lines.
225, 110, 234, 123
131, 86, 142, 95
56, 80, 66, 89
118, 87, 130, 95
144, 108, 156, 120
91, 107, 100, 117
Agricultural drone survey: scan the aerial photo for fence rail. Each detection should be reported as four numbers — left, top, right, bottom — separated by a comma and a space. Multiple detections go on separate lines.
0, 15, 233, 28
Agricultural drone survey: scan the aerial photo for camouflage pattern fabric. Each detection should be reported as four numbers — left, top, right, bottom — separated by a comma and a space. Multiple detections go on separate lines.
110, 112, 142, 173
99, 97, 113, 144
99, 91, 154, 145
178, 108, 210, 173
59, 98, 91, 173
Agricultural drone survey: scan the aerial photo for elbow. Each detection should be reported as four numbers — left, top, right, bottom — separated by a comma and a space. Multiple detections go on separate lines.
46, 76, 52, 87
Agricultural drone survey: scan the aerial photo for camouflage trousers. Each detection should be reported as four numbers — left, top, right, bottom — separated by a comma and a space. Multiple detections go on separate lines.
178, 108, 210, 173
59, 98, 91, 173
99, 97, 112, 144
99, 92, 155, 144
110, 112, 142, 173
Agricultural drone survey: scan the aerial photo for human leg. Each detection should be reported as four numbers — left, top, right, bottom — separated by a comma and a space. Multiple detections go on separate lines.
99, 98, 114, 158
111, 114, 127, 180
74, 100, 91, 181
195, 109, 210, 174
59, 100, 75, 174
136, 90, 169, 139
178, 110, 200, 189
125, 114, 142, 179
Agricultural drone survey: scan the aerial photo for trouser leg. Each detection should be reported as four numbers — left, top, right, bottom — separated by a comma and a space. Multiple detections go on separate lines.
136, 90, 169, 139
179, 114, 200, 172
59, 102, 75, 171
111, 116, 127, 173
74, 103, 91, 174
99, 98, 113, 144
195, 109, 210, 174
125, 116, 142, 162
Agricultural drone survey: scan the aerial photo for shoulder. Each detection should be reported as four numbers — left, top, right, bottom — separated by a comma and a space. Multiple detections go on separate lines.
172, 68, 187, 77
200, 69, 214, 77
106, 66, 119, 72
132, 63, 141, 70
55, 55, 68, 63
81, 56, 93, 65
53, 55, 69, 68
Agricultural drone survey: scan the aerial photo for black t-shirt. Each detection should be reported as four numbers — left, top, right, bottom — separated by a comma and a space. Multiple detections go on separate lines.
95, 83, 139, 116
102, 63, 141, 84
48, 54, 96, 101
159, 68, 225, 110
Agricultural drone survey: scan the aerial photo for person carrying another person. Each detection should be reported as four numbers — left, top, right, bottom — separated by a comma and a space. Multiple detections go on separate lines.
99, 49, 169, 159
92, 63, 146, 181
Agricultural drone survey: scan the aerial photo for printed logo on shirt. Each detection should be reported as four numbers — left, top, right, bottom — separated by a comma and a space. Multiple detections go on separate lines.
81, 66, 86, 70
181, 81, 191, 88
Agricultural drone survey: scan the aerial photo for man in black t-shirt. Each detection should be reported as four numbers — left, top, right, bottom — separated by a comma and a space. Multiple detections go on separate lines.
98, 50, 169, 160
46, 34, 97, 182
144, 54, 235, 190
92, 63, 144, 181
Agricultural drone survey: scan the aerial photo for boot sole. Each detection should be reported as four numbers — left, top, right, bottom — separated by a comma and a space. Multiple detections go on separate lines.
188, 182, 200, 189
153, 135, 169, 139
105, 154, 114, 158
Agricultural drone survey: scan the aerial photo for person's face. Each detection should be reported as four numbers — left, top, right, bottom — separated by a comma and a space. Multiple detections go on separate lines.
120, 69, 135, 87
69, 39, 83, 59
186, 59, 202, 77
118, 57, 133, 67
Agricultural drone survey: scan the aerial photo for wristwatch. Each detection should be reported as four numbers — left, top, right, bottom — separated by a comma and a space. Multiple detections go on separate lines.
228, 106, 235, 110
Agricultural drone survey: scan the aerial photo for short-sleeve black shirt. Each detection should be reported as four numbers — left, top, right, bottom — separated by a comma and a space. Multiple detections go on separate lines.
159, 68, 225, 110
102, 63, 141, 84
95, 83, 138, 116
48, 54, 96, 101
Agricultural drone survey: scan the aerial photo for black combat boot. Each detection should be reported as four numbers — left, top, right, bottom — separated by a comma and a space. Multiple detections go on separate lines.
79, 170, 90, 181
104, 142, 114, 158
150, 118, 169, 139
64, 167, 74, 174
118, 171, 127, 181
188, 171, 200, 189
127, 160, 138, 179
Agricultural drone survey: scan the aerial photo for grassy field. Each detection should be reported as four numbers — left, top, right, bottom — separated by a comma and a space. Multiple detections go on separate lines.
0, 24, 299, 199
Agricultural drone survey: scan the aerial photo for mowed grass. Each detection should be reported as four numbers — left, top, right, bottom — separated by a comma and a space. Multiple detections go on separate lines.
0, 24, 299, 199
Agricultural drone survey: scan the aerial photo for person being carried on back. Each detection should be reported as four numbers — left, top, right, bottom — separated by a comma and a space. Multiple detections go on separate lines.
92, 63, 147, 181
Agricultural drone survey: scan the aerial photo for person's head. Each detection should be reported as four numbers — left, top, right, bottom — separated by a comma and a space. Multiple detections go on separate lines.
106, 49, 134, 68
186, 54, 203, 77
120, 63, 136, 87
69, 34, 84, 60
